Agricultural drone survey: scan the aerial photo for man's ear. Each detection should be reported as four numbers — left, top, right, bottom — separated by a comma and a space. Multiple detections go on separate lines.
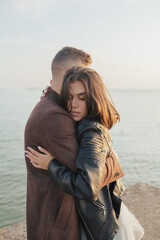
50, 79, 52, 86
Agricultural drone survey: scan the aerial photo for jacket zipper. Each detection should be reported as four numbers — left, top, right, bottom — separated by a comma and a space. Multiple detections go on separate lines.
92, 201, 106, 216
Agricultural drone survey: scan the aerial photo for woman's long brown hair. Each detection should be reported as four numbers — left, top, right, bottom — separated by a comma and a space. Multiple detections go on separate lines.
60, 66, 120, 129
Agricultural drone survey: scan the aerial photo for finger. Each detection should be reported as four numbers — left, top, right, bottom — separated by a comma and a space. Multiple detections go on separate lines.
26, 152, 39, 163
37, 146, 49, 155
30, 161, 41, 169
31, 159, 39, 165
27, 147, 41, 157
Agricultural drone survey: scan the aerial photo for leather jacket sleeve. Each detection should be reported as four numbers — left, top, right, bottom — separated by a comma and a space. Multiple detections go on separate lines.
48, 120, 108, 202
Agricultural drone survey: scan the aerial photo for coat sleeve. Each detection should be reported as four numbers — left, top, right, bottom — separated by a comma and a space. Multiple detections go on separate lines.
48, 124, 107, 202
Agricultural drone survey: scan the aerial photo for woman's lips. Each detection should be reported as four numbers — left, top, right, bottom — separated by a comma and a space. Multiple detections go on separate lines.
71, 111, 80, 117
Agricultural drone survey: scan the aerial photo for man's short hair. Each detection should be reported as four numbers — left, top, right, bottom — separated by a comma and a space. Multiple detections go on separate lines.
51, 47, 92, 73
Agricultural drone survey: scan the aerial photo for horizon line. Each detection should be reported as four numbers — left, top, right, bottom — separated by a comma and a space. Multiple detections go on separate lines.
0, 87, 160, 91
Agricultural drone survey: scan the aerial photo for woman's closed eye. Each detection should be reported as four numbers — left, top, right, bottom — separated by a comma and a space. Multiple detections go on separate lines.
68, 94, 86, 101
79, 97, 85, 101
79, 93, 86, 101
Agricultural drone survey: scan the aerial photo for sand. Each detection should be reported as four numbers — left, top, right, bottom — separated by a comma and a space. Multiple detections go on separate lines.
0, 183, 159, 240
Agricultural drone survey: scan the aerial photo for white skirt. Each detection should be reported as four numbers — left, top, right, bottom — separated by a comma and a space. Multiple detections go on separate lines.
114, 203, 144, 240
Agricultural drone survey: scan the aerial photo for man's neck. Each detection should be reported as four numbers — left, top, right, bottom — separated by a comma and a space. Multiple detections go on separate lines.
51, 77, 62, 95
51, 85, 60, 95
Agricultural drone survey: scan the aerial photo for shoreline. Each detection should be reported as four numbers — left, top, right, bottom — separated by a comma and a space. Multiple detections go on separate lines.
0, 183, 160, 240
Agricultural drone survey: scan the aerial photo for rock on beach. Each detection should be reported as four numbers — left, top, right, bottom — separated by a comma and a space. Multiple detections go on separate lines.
0, 183, 159, 240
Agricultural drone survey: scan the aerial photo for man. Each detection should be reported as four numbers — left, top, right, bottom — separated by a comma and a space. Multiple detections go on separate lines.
25, 47, 92, 240
25, 47, 123, 240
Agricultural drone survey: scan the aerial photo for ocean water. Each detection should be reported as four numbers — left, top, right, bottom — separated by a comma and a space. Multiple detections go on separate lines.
0, 88, 160, 228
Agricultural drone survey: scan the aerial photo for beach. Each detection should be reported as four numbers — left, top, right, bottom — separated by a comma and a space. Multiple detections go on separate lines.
0, 183, 159, 240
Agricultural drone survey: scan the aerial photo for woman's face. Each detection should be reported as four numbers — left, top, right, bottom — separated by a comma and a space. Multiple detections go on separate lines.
67, 80, 88, 121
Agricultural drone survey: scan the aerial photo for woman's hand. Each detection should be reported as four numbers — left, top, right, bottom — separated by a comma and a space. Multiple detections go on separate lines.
25, 146, 54, 170
40, 85, 51, 100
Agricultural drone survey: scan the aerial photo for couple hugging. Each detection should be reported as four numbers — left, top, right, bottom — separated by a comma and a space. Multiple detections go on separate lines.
25, 47, 144, 240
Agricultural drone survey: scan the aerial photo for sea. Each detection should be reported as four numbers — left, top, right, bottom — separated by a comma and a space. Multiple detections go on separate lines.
0, 88, 160, 228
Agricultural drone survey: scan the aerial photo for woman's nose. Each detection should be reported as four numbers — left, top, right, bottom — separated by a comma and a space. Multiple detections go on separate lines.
72, 98, 78, 108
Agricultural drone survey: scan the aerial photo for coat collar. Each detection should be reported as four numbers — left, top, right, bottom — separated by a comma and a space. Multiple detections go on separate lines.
46, 88, 61, 106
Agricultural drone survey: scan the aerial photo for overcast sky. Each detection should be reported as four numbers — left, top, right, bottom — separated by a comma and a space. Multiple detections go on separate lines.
0, 0, 160, 89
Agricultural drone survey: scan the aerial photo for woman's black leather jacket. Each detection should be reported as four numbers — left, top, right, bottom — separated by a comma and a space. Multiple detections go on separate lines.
48, 118, 125, 240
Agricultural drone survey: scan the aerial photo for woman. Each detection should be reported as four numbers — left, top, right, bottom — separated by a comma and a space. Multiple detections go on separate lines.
26, 67, 144, 240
